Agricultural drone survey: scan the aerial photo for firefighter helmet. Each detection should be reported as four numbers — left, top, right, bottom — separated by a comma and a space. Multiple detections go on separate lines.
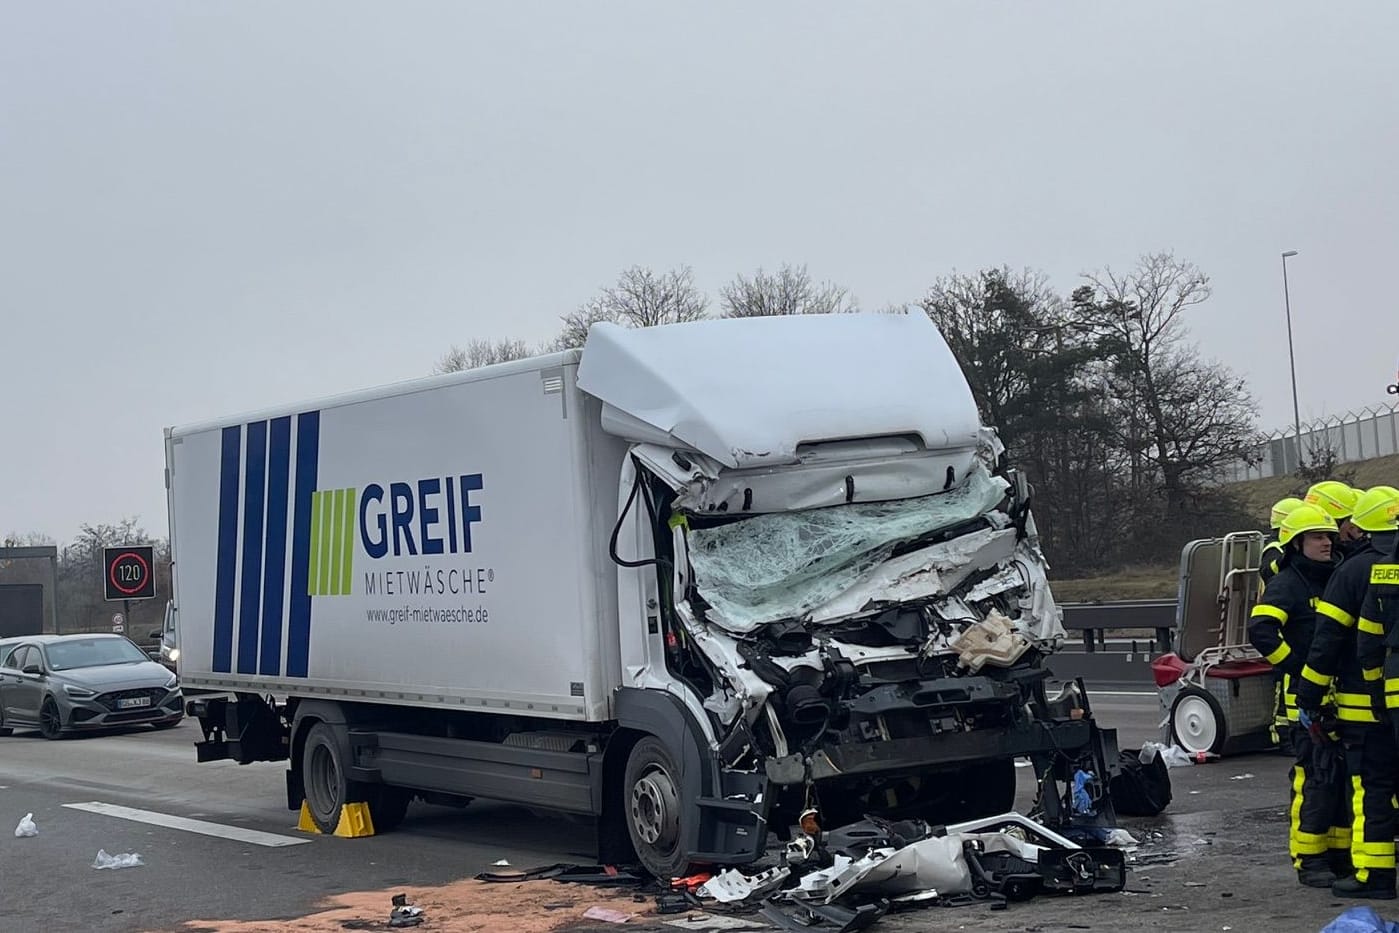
1279, 503, 1339, 546
1304, 481, 1359, 522
1351, 486, 1399, 533
1269, 496, 1305, 530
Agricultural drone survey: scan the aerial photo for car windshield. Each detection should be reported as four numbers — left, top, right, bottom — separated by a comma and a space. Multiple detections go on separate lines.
685, 462, 1009, 632
45, 638, 148, 671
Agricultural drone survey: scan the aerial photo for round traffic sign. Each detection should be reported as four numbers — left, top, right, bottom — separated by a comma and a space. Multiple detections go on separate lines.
108, 551, 151, 597
112, 613, 125, 626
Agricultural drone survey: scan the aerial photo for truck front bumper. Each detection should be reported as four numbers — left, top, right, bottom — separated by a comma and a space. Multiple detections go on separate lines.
764, 717, 1112, 785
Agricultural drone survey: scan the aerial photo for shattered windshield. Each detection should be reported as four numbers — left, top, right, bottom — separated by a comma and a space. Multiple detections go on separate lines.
686, 464, 1009, 632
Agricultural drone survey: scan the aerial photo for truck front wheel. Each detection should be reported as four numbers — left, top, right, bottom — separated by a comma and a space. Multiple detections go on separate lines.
623, 737, 690, 879
302, 723, 352, 834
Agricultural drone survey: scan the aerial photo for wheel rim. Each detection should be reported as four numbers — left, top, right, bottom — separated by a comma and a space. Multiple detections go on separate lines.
40, 701, 60, 736
1173, 695, 1217, 753
307, 742, 341, 821
630, 765, 680, 850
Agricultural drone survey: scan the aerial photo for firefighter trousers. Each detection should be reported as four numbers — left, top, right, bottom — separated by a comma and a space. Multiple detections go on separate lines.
1341, 723, 1399, 882
1289, 724, 1351, 869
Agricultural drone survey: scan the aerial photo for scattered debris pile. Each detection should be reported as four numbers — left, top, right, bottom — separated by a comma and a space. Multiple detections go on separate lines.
484, 810, 1128, 930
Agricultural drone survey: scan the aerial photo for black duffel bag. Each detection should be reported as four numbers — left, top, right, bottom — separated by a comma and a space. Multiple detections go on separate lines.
1108, 748, 1172, 816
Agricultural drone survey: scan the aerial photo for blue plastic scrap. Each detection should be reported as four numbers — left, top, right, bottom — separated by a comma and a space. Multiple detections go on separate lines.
1072, 770, 1096, 816
1320, 906, 1399, 933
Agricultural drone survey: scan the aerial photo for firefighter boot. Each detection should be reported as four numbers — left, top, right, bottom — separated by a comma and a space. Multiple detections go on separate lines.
1298, 856, 1338, 888
1333, 869, 1397, 900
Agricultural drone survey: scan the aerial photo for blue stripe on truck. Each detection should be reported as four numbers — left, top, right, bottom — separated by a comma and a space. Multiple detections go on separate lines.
286, 411, 320, 677
236, 421, 268, 675
259, 416, 292, 676
213, 425, 242, 673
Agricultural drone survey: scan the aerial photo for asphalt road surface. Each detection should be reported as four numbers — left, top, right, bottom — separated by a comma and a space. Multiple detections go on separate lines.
0, 690, 1376, 932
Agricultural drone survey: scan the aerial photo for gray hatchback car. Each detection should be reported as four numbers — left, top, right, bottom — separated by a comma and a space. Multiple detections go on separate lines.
0, 634, 183, 738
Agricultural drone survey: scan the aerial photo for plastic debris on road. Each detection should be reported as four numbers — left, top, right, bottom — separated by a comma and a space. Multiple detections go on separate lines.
492, 859, 511, 866
1319, 906, 1399, 933
1105, 829, 1141, 848
1141, 741, 1197, 768
389, 893, 424, 928
697, 866, 791, 903
14, 813, 37, 838
1230, 773, 1255, 781
582, 906, 634, 923
92, 849, 143, 870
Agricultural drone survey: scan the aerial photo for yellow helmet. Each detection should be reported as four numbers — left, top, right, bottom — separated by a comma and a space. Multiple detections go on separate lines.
1279, 503, 1339, 546
1305, 481, 1359, 522
1269, 496, 1305, 530
1352, 486, 1399, 533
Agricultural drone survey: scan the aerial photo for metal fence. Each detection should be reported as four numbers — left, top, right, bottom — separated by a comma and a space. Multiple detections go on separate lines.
1219, 404, 1399, 483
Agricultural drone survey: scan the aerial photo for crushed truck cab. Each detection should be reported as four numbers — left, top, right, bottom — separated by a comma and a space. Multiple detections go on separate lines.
169, 312, 1118, 878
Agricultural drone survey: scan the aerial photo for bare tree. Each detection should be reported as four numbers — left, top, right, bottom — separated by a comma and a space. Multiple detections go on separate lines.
433, 338, 534, 374
552, 266, 708, 349
719, 264, 857, 317
551, 300, 620, 352
1072, 252, 1259, 521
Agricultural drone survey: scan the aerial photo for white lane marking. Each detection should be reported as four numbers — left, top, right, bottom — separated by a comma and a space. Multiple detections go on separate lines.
63, 802, 310, 847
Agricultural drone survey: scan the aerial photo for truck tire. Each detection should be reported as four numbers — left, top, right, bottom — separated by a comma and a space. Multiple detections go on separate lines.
623, 736, 691, 879
302, 722, 355, 834
369, 786, 412, 833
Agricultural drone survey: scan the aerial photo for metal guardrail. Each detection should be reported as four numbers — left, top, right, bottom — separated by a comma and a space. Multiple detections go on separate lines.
1060, 599, 1176, 655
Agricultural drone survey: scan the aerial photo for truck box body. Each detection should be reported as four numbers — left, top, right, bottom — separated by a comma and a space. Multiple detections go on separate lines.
168, 359, 628, 721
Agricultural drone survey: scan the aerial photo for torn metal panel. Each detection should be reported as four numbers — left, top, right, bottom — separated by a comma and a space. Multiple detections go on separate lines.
674, 446, 979, 515
807, 527, 1016, 624
697, 866, 791, 903
576, 314, 983, 470
795, 832, 1042, 904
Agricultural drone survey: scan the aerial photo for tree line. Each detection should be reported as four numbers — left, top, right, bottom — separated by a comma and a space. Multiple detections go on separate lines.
437, 254, 1262, 578
1, 520, 170, 639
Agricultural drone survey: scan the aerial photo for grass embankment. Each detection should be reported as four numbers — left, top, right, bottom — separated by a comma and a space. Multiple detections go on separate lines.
1049, 453, 1399, 601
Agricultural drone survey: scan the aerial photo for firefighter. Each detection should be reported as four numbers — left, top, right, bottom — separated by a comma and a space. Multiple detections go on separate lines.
1249, 503, 1345, 887
1294, 485, 1399, 898
1262, 496, 1305, 585
1358, 490, 1399, 741
1306, 481, 1365, 558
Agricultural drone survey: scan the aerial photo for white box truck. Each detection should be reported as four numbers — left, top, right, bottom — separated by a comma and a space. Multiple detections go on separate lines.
167, 313, 1119, 876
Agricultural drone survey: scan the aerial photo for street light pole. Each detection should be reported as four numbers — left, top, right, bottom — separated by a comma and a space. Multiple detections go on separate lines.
1281, 250, 1304, 469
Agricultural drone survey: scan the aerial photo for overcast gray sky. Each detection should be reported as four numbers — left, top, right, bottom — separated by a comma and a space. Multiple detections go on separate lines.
3, 1, 1397, 544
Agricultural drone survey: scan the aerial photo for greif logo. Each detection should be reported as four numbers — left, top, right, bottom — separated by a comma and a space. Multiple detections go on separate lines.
309, 488, 357, 597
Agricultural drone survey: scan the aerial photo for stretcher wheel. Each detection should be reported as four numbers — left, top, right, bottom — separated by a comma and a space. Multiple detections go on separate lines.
1170, 686, 1227, 755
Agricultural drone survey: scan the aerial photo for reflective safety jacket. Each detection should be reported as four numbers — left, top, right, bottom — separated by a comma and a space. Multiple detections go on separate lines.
1295, 534, 1396, 723
1355, 537, 1399, 712
1249, 554, 1336, 721
1260, 535, 1285, 587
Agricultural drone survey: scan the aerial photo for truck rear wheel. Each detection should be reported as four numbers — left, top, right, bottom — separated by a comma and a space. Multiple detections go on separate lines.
623, 737, 691, 879
369, 786, 412, 833
303, 722, 353, 834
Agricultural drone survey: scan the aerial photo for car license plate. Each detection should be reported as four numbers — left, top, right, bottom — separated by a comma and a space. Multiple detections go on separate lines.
117, 696, 151, 709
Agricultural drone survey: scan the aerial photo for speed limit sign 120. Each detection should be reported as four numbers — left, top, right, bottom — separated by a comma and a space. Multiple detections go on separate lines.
104, 546, 156, 601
